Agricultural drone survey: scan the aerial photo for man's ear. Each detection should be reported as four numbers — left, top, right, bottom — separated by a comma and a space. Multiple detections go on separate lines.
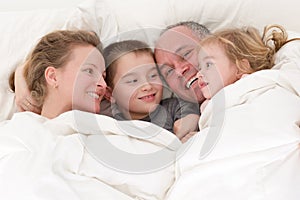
45, 66, 58, 88
105, 86, 115, 103
236, 59, 250, 79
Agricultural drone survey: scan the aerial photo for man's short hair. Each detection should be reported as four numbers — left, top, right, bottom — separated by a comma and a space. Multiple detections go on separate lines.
161, 21, 210, 40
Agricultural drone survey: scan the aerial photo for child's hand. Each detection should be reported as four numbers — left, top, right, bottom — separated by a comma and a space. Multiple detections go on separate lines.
180, 131, 197, 143
174, 114, 199, 141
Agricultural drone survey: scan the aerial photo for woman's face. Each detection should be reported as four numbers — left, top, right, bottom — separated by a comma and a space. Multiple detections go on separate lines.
56, 45, 107, 114
111, 52, 163, 120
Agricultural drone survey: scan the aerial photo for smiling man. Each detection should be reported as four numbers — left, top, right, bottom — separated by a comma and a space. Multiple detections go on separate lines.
154, 21, 210, 104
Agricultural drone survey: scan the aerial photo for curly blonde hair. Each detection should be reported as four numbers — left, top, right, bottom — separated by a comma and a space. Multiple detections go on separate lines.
200, 24, 300, 74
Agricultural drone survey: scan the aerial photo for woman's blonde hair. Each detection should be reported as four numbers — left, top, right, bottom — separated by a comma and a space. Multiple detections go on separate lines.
9, 30, 102, 107
200, 24, 300, 74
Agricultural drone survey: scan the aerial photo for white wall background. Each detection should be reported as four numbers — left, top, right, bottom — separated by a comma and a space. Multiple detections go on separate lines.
0, 0, 84, 11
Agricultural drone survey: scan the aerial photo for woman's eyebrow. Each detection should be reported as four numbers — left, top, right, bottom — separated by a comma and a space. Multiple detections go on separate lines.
83, 63, 105, 72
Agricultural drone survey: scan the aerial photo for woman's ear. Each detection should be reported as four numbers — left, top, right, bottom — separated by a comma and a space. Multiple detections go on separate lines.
45, 66, 58, 88
236, 59, 250, 79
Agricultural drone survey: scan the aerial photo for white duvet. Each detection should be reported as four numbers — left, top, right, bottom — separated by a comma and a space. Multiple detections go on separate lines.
1, 52, 300, 200
166, 59, 300, 199
0, 111, 181, 200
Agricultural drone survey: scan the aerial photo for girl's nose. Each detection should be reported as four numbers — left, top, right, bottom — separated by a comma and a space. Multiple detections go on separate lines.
196, 69, 203, 79
141, 81, 153, 91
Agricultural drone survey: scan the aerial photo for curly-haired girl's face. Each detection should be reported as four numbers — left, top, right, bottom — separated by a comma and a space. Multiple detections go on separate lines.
197, 42, 239, 100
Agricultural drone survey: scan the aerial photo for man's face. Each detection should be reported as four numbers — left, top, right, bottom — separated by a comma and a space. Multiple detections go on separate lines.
154, 26, 205, 103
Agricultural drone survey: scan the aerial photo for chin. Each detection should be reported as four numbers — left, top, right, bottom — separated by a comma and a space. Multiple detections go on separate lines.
91, 106, 100, 114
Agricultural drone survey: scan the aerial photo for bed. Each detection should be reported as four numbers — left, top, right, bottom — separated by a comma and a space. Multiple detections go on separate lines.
0, 0, 300, 199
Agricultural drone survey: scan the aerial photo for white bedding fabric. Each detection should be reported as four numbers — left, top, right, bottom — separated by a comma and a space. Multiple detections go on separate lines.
1, 55, 299, 200
166, 54, 300, 199
2, 0, 300, 121
1, 1, 300, 199
0, 111, 181, 200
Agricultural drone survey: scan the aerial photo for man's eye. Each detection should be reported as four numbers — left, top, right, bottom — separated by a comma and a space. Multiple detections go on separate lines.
182, 49, 193, 59
165, 68, 174, 77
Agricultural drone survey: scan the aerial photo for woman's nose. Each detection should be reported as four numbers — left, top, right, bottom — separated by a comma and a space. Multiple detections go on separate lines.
97, 76, 107, 89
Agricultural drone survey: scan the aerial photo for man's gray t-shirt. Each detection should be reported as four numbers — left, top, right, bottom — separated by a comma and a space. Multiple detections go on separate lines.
113, 97, 200, 133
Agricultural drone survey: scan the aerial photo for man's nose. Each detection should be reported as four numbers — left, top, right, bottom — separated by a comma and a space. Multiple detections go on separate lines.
174, 60, 190, 76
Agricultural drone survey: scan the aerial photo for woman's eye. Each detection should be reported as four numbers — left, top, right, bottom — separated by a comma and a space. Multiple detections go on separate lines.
83, 68, 93, 74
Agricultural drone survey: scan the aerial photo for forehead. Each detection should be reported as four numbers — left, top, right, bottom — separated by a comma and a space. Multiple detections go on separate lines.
155, 26, 199, 53
199, 41, 227, 61
69, 45, 104, 69
70, 45, 102, 60
115, 52, 156, 74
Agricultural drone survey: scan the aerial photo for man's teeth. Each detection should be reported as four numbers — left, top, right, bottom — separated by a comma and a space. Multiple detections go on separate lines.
186, 77, 198, 89
87, 92, 100, 99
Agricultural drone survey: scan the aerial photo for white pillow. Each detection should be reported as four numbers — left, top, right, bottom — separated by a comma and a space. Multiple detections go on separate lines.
100, 0, 300, 49
0, 0, 118, 121
0, 8, 75, 121
99, 0, 172, 48
274, 31, 300, 68
170, 0, 300, 33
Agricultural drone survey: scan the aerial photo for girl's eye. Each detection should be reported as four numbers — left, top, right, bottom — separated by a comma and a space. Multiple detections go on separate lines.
125, 79, 138, 84
206, 62, 213, 68
149, 73, 158, 79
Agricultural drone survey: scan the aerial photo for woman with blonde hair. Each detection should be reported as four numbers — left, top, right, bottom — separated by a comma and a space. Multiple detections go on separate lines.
9, 30, 107, 118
